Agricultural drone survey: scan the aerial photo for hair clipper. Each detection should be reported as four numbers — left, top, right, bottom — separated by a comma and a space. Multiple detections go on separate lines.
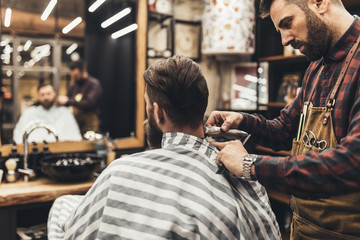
205, 126, 251, 174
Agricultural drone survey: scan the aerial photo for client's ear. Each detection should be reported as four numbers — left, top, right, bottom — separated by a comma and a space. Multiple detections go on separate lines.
153, 102, 164, 125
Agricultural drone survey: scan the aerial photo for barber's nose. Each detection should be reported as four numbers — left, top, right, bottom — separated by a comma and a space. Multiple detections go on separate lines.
281, 30, 294, 46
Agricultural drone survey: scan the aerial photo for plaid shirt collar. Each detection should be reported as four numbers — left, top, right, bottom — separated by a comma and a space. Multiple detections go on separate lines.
325, 15, 360, 63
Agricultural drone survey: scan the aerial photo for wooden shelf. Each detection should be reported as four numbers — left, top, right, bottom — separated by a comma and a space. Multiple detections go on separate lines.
148, 10, 173, 22
258, 54, 307, 62
255, 145, 290, 156
147, 55, 168, 59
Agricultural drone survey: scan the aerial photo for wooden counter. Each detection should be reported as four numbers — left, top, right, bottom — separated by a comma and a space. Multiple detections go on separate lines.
0, 177, 95, 240
0, 177, 95, 207
0, 140, 96, 157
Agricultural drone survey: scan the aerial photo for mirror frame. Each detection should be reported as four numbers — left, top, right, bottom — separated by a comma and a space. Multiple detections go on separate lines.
113, 0, 146, 150
0, 1, 146, 154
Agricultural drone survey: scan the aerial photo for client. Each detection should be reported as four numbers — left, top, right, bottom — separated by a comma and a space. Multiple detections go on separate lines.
47, 56, 280, 239
13, 83, 82, 143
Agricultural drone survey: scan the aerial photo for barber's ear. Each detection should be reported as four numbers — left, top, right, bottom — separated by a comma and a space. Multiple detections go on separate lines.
312, 0, 328, 14
153, 102, 164, 125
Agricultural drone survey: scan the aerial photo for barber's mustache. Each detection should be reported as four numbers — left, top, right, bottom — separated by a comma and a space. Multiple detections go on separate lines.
291, 40, 305, 49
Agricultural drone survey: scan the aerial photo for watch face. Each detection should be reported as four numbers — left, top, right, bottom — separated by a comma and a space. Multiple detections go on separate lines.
156, 0, 171, 14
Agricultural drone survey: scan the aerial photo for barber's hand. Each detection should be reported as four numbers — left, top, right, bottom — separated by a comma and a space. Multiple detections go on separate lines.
211, 140, 248, 177
206, 111, 243, 132
56, 96, 69, 105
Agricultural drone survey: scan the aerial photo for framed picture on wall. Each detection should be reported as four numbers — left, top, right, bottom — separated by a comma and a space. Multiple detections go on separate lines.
231, 62, 269, 110
175, 20, 201, 61
276, 72, 302, 104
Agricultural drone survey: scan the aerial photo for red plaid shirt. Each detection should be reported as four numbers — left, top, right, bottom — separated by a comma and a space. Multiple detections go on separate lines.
241, 16, 360, 198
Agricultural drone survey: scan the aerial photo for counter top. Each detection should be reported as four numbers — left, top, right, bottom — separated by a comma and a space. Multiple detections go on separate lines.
0, 140, 96, 156
0, 177, 95, 207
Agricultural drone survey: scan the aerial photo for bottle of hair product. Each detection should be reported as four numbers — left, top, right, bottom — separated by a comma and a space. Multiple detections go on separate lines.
42, 140, 52, 159
29, 142, 41, 176
105, 132, 116, 165
8, 140, 21, 168
95, 134, 107, 169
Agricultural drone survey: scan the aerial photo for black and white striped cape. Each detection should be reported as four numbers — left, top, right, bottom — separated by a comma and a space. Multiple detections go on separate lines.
48, 132, 281, 239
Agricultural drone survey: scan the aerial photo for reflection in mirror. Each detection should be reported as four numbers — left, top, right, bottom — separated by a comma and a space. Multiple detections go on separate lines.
1, 35, 84, 143
84, 0, 146, 150
0, 0, 146, 151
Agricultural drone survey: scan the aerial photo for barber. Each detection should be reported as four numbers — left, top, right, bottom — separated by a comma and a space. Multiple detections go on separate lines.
57, 61, 102, 135
207, 0, 360, 239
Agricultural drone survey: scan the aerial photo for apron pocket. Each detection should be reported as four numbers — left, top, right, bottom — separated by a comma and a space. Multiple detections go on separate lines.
302, 144, 320, 155
291, 138, 301, 156
292, 212, 360, 240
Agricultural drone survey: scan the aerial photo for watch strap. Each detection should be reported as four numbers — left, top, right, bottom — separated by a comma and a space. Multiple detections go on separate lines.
243, 154, 258, 180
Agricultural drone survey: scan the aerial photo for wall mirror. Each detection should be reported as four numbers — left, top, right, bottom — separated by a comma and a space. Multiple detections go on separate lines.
0, 0, 146, 152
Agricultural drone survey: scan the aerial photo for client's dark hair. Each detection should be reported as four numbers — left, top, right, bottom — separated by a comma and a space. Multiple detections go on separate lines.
37, 82, 54, 92
143, 55, 209, 129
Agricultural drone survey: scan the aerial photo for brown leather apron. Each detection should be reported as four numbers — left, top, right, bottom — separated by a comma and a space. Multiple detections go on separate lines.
290, 36, 360, 239
73, 107, 99, 135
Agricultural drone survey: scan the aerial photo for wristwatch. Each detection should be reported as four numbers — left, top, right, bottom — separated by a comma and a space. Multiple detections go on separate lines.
243, 154, 258, 180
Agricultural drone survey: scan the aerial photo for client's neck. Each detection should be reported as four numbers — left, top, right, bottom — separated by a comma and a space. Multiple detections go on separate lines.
163, 124, 205, 139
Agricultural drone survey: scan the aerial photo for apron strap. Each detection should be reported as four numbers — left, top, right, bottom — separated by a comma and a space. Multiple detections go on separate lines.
323, 34, 360, 124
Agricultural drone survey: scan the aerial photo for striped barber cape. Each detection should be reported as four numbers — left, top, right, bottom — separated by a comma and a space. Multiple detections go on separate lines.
48, 132, 281, 239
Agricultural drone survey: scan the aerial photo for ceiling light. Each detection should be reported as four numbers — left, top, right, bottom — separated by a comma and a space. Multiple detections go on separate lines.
111, 23, 138, 39
66, 43, 78, 55
41, 0, 57, 21
4, 8, 12, 28
24, 40, 32, 51
88, 0, 106, 12
101, 7, 131, 28
62, 17, 82, 34
71, 52, 80, 61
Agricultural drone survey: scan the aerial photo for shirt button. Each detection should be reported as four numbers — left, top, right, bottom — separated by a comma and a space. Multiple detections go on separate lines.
324, 71, 329, 77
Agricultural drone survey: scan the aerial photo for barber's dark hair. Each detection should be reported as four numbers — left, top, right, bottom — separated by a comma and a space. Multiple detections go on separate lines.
259, 0, 343, 18
70, 60, 86, 71
143, 55, 209, 129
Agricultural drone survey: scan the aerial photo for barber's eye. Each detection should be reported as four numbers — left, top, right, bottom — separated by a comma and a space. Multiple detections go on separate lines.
283, 22, 290, 29
283, 19, 292, 29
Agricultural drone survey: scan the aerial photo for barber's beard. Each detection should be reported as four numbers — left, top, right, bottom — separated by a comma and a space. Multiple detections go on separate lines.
77, 77, 86, 84
144, 114, 163, 149
296, 9, 331, 61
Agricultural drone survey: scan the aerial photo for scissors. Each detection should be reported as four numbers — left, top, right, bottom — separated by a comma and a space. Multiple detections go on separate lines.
302, 130, 327, 151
